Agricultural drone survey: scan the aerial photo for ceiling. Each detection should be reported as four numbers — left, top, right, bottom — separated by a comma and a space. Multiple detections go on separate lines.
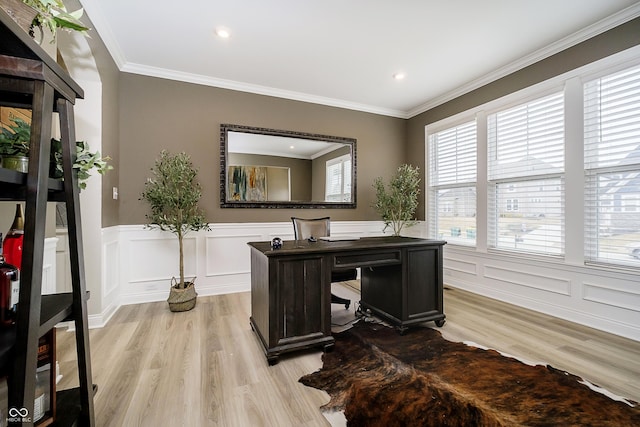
79, 0, 640, 119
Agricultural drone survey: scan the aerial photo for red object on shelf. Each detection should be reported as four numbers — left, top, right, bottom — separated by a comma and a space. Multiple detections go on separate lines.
3, 203, 24, 270
0, 232, 19, 326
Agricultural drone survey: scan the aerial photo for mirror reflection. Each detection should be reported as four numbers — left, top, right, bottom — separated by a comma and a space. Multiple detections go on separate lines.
220, 124, 356, 208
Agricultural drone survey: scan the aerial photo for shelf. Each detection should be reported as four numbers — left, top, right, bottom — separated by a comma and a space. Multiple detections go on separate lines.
50, 385, 97, 427
0, 11, 84, 101
39, 293, 74, 336
0, 294, 73, 374
1, 6, 94, 425
0, 327, 15, 375
0, 167, 66, 201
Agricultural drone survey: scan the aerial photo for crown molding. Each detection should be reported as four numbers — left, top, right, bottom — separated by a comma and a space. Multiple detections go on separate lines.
120, 62, 407, 118
406, 3, 640, 118
81, 0, 639, 121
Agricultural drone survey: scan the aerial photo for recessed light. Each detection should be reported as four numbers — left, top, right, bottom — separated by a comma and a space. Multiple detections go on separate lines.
393, 72, 406, 80
289, 145, 295, 150
215, 28, 231, 38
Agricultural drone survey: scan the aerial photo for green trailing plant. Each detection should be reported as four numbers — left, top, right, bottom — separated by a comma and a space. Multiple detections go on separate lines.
22, 0, 89, 39
49, 138, 113, 189
0, 118, 112, 189
140, 150, 211, 290
372, 164, 421, 236
0, 117, 31, 156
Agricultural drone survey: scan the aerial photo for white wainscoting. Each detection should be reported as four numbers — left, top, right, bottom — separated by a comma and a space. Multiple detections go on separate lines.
99, 222, 640, 341
42, 237, 58, 295
443, 247, 640, 341
115, 221, 388, 306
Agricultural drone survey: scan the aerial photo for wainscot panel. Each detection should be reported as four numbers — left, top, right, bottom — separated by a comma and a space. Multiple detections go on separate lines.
442, 245, 640, 341
100, 222, 640, 341
116, 221, 389, 307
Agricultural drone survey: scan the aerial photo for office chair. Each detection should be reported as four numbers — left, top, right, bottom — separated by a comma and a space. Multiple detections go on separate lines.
291, 217, 356, 309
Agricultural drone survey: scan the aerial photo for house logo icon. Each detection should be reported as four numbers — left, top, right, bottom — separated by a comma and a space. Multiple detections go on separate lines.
8, 407, 31, 422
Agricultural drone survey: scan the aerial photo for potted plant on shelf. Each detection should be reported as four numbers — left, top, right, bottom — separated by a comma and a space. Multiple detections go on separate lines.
0, 117, 111, 188
140, 150, 210, 312
49, 138, 112, 189
1, 0, 89, 40
372, 164, 421, 236
0, 117, 30, 172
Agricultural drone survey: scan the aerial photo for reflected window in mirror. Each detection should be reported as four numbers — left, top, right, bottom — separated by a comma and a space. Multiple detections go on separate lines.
325, 154, 351, 202
220, 124, 357, 208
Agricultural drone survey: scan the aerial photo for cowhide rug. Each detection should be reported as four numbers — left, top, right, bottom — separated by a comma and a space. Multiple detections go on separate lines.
299, 321, 640, 426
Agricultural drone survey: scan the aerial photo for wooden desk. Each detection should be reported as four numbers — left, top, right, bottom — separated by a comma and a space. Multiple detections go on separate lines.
248, 236, 446, 364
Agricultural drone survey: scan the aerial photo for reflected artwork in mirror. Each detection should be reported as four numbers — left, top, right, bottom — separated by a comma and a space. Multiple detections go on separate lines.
220, 124, 357, 208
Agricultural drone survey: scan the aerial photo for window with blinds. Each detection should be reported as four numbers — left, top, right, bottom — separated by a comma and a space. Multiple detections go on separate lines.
325, 154, 351, 202
584, 63, 640, 267
428, 120, 477, 245
487, 92, 565, 255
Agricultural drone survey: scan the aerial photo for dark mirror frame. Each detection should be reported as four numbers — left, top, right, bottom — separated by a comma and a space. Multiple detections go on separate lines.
220, 124, 357, 208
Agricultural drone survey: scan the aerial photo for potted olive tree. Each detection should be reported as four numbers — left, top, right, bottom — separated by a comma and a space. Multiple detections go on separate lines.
141, 150, 210, 312
372, 164, 421, 236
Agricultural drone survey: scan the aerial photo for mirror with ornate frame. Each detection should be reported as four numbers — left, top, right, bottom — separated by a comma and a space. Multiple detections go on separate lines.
220, 124, 357, 208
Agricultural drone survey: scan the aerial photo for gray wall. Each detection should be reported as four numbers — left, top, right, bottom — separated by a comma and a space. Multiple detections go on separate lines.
117, 75, 406, 225
104, 18, 639, 225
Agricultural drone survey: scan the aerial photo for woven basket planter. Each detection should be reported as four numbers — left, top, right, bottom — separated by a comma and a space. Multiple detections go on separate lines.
167, 280, 197, 312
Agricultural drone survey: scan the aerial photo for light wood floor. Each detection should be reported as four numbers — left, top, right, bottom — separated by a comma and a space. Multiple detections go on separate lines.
56, 284, 640, 427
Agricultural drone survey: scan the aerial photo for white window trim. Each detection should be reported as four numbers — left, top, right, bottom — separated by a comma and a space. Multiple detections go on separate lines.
325, 154, 351, 202
424, 44, 640, 270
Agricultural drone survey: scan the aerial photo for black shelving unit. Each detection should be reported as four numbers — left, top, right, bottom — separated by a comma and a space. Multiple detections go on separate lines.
0, 8, 95, 427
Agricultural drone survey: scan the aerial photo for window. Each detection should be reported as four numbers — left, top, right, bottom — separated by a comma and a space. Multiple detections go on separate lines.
487, 92, 565, 256
428, 120, 477, 245
325, 154, 351, 202
584, 63, 640, 267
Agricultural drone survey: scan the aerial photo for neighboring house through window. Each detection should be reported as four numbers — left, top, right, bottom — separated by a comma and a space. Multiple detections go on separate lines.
584, 63, 640, 266
426, 52, 640, 269
428, 120, 477, 244
487, 92, 565, 256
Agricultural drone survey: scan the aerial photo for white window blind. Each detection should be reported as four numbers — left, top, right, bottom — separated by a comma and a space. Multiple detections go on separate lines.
325, 154, 351, 202
487, 93, 565, 256
428, 120, 477, 245
429, 121, 477, 186
488, 93, 564, 180
488, 179, 564, 255
584, 64, 640, 267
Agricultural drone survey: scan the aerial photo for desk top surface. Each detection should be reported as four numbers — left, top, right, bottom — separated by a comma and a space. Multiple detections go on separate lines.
248, 235, 446, 256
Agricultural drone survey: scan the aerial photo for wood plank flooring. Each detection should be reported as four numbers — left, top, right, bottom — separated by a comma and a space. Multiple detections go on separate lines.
56, 284, 640, 426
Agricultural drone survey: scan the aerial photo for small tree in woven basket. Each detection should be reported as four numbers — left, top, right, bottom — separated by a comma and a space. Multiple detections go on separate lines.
141, 151, 210, 310
372, 164, 420, 236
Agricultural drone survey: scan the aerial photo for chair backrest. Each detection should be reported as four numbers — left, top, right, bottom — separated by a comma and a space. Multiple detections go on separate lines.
291, 217, 330, 240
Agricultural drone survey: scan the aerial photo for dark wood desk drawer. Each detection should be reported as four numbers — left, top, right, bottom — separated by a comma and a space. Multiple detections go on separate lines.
334, 250, 401, 268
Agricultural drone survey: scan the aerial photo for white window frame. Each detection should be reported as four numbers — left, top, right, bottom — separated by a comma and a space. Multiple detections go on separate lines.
325, 154, 351, 202
427, 118, 477, 246
583, 61, 640, 268
486, 91, 565, 257
424, 45, 640, 270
